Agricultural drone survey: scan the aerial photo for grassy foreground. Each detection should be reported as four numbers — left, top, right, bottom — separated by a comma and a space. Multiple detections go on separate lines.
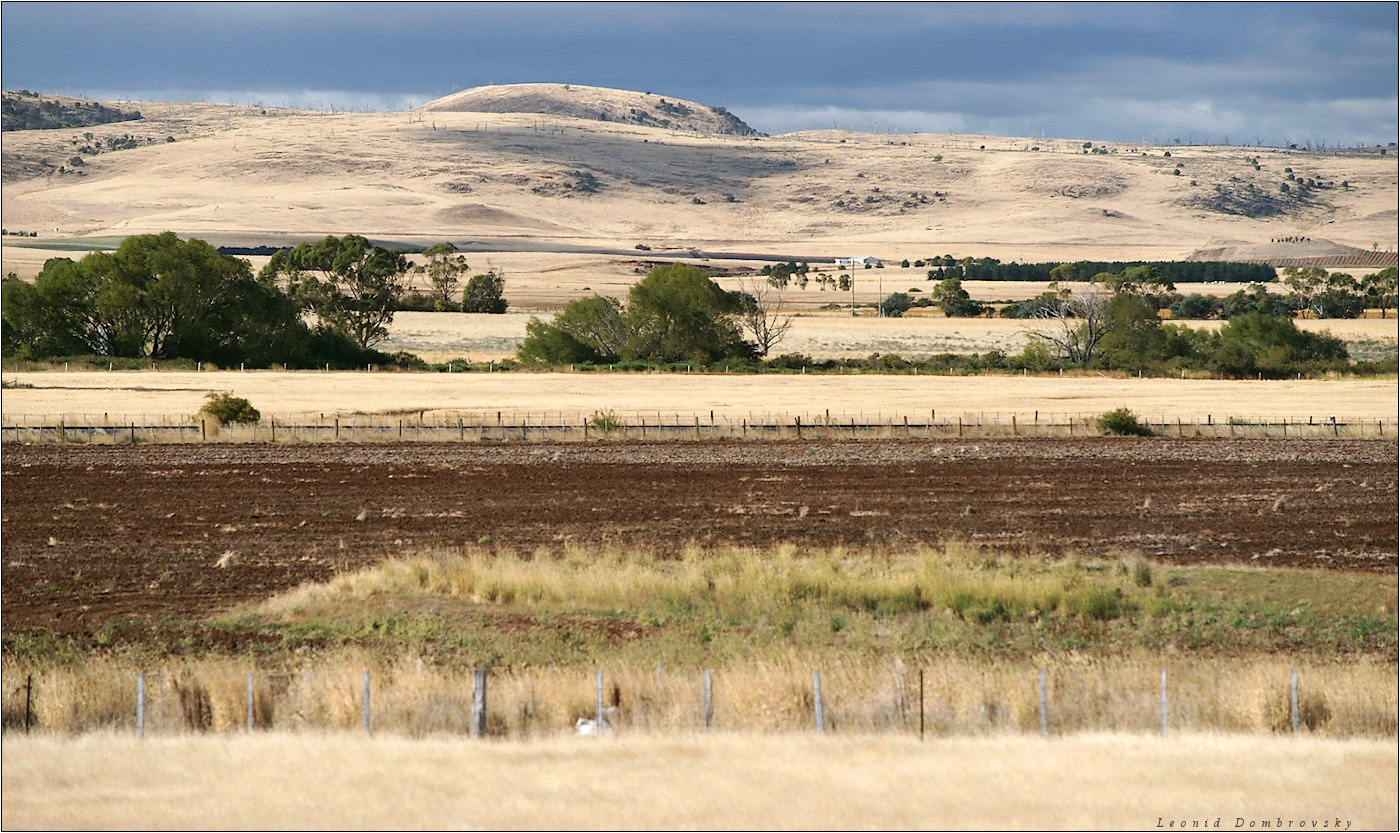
3, 732, 1395, 830
6, 545, 1394, 737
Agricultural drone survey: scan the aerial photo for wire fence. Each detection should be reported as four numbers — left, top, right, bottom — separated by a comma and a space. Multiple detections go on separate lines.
5, 663, 1378, 739
2, 410, 1394, 444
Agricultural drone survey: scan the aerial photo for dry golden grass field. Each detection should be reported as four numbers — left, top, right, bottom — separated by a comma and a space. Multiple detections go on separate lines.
3, 732, 1394, 830
3, 368, 1396, 425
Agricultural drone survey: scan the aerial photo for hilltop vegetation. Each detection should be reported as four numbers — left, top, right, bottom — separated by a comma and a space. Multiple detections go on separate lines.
419, 83, 761, 135
2, 90, 143, 131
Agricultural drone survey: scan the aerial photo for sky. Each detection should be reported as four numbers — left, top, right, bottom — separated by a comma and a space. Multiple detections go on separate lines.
2, 2, 1396, 147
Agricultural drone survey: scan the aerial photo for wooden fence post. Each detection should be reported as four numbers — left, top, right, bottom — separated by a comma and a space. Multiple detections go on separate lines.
813, 670, 826, 734
472, 668, 489, 737
248, 672, 256, 732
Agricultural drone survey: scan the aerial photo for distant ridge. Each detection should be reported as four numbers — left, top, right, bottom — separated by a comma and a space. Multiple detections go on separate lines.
418, 83, 761, 136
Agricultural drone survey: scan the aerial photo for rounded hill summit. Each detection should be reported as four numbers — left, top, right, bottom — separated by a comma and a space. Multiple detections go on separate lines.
417, 82, 761, 135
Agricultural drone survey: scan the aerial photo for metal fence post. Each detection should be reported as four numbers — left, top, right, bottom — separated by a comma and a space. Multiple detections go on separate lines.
813, 670, 826, 734
1039, 668, 1048, 738
137, 672, 146, 739
1160, 669, 1168, 738
596, 669, 605, 732
918, 668, 925, 741
363, 670, 372, 736
248, 672, 256, 732
1291, 668, 1300, 735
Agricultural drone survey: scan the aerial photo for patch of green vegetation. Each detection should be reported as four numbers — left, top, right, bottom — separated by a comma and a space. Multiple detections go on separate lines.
2, 92, 143, 132
194, 546, 1396, 669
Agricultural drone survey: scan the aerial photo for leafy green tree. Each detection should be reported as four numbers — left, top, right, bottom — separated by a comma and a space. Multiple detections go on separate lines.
1091, 265, 1174, 298
879, 292, 915, 318
462, 268, 508, 314
1169, 293, 1223, 320
517, 265, 755, 365
624, 264, 752, 363
1214, 311, 1347, 377
3, 232, 311, 365
1096, 294, 1168, 371
1282, 267, 1366, 319
1361, 266, 1398, 319
262, 234, 409, 348
929, 278, 985, 317
1221, 283, 1294, 318
519, 295, 628, 365
414, 242, 470, 311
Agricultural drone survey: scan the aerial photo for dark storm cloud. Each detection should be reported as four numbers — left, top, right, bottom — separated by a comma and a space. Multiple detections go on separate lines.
1, 2, 1394, 145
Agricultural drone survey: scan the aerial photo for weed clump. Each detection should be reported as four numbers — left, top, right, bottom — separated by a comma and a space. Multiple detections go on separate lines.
200, 392, 260, 425
1096, 407, 1153, 437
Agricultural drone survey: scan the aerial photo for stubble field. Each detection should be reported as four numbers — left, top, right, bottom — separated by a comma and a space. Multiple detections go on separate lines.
3, 732, 1395, 830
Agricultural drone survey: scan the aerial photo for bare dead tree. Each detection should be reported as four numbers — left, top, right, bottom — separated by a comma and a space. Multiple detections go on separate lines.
1027, 288, 1112, 367
737, 277, 794, 357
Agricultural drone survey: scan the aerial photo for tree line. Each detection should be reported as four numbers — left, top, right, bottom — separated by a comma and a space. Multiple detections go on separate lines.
2, 232, 506, 367
922, 257, 1277, 284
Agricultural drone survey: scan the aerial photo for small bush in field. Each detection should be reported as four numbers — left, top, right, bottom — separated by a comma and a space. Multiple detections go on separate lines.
201, 392, 260, 425
1097, 407, 1153, 437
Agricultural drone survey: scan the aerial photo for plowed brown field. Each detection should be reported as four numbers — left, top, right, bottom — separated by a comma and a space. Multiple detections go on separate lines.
3, 439, 1395, 637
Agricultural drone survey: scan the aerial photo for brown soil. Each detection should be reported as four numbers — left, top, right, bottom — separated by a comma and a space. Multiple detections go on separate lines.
2, 439, 1395, 638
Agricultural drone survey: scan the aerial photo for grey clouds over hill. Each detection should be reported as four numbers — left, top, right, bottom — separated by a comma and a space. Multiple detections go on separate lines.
1, 2, 1395, 147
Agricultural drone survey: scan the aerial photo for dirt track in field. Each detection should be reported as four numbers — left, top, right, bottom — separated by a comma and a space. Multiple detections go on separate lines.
2, 439, 1395, 636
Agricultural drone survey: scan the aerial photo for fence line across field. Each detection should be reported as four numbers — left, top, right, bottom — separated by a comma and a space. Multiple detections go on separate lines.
2, 409, 1394, 444
9, 665, 1333, 739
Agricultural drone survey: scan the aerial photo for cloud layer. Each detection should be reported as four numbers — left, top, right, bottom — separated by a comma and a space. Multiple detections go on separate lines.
3, 2, 1395, 146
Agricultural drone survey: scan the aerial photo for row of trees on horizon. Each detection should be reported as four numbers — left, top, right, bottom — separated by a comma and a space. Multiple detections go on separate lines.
1, 231, 1394, 379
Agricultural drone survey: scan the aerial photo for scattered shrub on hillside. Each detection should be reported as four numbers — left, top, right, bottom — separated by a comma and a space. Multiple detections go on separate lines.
1096, 408, 1153, 437
201, 392, 260, 425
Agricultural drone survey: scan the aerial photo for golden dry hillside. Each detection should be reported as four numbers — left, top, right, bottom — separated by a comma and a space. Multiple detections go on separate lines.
2, 83, 1396, 276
